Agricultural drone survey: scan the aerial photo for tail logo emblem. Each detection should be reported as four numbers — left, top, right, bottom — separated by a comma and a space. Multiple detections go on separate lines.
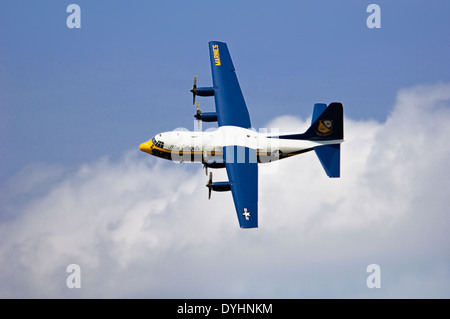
318, 120, 333, 136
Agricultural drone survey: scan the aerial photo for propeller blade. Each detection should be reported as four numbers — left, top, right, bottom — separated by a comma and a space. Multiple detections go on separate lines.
206, 172, 213, 200
191, 76, 197, 105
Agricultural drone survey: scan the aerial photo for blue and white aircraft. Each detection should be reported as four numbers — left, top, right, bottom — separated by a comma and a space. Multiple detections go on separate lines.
139, 41, 344, 229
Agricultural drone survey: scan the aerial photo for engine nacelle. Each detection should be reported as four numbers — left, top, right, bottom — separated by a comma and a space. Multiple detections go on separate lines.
203, 149, 225, 168
191, 77, 214, 104
209, 181, 231, 192
203, 159, 225, 169
205, 169, 229, 200
206, 178, 231, 200
194, 111, 218, 122
195, 87, 215, 96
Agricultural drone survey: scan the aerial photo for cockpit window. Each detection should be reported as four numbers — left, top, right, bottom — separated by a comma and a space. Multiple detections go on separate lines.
153, 137, 164, 149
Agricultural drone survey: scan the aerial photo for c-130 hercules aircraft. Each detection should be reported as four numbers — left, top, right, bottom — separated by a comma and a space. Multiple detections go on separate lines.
140, 41, 344, 229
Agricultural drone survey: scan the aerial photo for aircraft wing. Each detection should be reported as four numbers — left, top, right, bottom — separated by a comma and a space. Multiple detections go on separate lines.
224, 146, 258, 228
209, 41, 252, 128
208, 41, 258, 228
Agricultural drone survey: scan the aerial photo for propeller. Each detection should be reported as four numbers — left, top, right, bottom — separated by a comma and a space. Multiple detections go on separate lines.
190, 76, 214, 105
190, 76, 197, 105
194, 102, 202, 130
206, 172, 213, 200
195, 102, 202, 119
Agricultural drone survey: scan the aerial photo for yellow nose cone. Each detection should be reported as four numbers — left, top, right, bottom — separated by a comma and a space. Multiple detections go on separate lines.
139, 142, 152, 154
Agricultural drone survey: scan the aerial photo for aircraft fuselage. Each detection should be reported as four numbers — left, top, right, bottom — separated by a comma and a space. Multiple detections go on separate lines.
139, 126, 342, 167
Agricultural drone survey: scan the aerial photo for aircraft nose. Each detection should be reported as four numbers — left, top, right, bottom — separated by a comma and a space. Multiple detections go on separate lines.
139, 141, 152, 154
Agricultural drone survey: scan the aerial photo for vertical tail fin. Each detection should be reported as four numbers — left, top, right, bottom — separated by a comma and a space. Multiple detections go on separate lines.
311, 103, 343, 178
311, 103, 327, 124
304, 102, 343, 141
278, 102, 343, 141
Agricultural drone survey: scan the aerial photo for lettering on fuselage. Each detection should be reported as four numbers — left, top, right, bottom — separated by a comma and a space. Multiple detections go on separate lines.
212, 45, 221, 66
166, 144, 201, 152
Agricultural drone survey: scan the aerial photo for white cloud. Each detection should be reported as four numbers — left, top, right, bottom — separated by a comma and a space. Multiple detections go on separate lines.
1, 82, 450, 298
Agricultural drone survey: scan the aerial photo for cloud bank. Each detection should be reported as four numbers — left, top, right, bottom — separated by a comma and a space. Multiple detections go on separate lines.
1, 82, 450, 298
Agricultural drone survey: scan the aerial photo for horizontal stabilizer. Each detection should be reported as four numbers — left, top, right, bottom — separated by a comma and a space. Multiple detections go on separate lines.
314, 144, 340, 178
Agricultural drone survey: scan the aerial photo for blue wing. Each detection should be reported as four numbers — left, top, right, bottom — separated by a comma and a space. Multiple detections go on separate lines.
207, 41, 258, 228
224, 146, 258, 228
209, 41, 251, 128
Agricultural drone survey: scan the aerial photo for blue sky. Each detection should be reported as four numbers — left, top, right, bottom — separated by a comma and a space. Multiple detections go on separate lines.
2, 0, 449, 180
1, 1, 450, 298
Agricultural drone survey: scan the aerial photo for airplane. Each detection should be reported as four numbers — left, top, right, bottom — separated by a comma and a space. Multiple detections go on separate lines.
139, 41, 344, 229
